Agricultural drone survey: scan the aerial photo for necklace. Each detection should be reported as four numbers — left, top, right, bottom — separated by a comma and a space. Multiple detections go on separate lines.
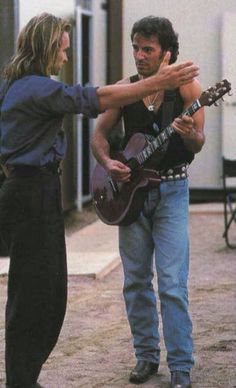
138, 75, 160, 111
145, 91, 159, 111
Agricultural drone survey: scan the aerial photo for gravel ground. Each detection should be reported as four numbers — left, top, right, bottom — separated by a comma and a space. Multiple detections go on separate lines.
0, 211, 235, 388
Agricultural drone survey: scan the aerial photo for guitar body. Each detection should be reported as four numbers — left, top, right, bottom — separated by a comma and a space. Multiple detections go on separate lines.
91, 133, 162, 226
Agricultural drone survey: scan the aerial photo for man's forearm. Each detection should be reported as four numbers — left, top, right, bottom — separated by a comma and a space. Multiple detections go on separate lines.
91, 132, 111, 168
182, 129, 205, 153
96, 58, 199, 111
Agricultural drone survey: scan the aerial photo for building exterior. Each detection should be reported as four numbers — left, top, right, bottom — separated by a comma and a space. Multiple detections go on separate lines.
0, 0, 235, 209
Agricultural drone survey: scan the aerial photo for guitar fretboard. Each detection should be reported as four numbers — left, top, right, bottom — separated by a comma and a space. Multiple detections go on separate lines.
133, 99, 202, 167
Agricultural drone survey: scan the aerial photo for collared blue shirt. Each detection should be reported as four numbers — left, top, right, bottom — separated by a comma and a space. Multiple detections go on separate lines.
0, 75, 101, 166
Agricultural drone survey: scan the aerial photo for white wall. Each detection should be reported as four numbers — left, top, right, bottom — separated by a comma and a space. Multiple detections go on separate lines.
122, 0, 236, 189
92, 0, 107, 86
19, 0, 75, 28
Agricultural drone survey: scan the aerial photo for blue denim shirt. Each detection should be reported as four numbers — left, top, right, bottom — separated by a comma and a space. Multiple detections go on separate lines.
0, 75, 101, 166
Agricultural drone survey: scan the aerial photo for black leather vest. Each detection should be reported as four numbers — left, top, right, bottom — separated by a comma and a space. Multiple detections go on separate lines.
121, 74, 194, 170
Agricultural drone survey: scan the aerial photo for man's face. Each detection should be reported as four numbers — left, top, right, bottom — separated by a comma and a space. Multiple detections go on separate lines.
51, 31, 70, 75
132, 33, 165, 78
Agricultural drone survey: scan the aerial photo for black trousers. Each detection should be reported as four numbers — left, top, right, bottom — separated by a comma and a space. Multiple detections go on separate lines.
0, 168, 67, 387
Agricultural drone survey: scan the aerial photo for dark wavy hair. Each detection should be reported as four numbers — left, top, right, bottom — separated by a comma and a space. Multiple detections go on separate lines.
131, 16, 179, 64
3, 13, 71, 86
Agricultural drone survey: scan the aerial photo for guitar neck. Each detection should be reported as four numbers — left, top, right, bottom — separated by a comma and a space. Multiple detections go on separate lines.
133, 98, 202, 167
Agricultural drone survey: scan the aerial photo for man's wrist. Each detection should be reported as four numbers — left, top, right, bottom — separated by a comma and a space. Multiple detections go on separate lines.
101, 156, 112, 170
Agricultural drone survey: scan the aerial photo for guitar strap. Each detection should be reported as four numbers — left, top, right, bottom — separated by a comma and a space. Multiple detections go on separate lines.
159, 89, 176, 151
162, 89, 176, 127
144, 90, 177, 188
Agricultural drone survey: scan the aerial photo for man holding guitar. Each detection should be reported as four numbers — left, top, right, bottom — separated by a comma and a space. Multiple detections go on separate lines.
92, 16, 205, 388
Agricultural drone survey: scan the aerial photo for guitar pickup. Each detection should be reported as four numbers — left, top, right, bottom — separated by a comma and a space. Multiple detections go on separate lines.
107, 176, 119, 197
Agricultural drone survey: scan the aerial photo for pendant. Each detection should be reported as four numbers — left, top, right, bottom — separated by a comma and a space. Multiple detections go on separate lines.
148, 104, 154, 111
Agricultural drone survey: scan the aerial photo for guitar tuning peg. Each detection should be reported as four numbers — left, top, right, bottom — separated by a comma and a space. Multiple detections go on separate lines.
221, 97, 225, 101
214, 101, 219, 107
228, 91, 233, 96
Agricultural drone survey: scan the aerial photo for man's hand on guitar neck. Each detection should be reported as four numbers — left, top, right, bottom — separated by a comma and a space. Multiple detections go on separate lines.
104, 158, 131, 183
173, 114, 204, 153
172, 115, 195, 138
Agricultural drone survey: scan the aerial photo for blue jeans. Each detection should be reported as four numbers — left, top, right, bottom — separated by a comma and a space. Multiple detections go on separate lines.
119, 179, 194, 372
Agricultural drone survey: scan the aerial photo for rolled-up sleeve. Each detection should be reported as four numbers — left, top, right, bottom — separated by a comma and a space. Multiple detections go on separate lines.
33, 78, 102, 118
72, 84, 101, 117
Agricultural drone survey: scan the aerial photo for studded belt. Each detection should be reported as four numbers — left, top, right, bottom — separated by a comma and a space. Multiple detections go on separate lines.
157, 163, 189, 182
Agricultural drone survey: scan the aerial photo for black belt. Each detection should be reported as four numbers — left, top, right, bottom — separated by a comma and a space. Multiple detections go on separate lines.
157, 163, 189, 182
5, 161, 62, 177
144, 163, 189, 188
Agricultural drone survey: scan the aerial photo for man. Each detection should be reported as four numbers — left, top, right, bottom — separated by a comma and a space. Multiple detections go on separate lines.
91, 16, 205, 388
0, 12, 198, 388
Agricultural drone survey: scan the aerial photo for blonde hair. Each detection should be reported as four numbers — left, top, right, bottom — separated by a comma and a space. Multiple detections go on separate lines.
3, 13, 71, 85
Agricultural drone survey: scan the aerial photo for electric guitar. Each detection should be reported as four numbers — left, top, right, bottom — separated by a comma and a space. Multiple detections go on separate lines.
91, 79, 232, 226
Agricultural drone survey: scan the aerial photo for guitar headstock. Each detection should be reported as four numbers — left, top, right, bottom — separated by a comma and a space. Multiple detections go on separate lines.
199, 79, 232, 107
